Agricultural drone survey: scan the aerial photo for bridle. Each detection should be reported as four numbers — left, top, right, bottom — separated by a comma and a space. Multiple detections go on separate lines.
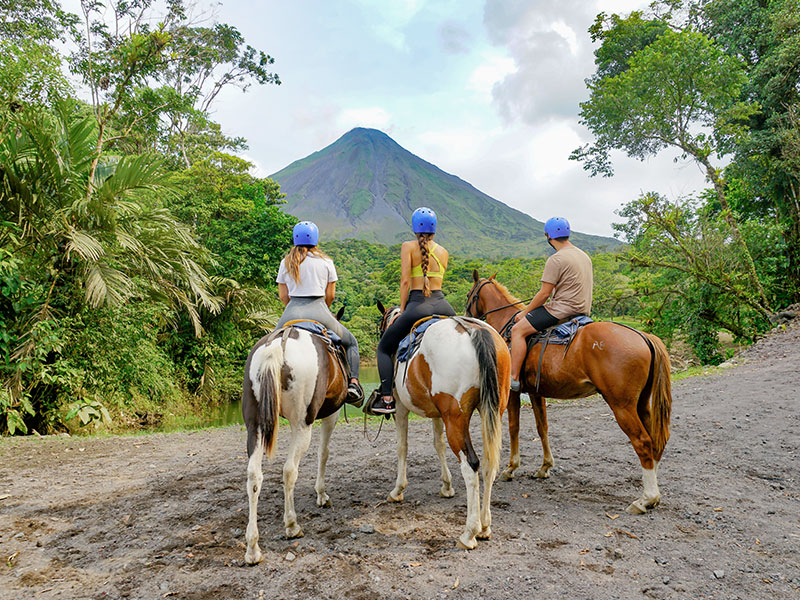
464, 278, 531, 343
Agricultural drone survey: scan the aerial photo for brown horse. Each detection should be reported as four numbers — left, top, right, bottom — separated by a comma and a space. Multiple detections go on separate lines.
376, 302, 510, 548
465, 271, 672, 514
241, 320, 349, 565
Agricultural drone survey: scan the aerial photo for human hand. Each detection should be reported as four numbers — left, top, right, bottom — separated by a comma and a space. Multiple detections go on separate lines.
514, 312, 523, 323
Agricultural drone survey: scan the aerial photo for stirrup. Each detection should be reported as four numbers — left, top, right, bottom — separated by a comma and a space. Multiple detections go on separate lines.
347, 381, 364, 407
364, 390, 395, 416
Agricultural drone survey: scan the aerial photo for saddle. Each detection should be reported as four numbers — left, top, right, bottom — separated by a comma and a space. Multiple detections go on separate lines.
396, 316, 446, 363
524, 315, 594, 391
281, 319, 350, 378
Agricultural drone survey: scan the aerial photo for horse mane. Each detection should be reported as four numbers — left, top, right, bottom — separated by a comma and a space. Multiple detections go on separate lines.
491, 279, 525, 308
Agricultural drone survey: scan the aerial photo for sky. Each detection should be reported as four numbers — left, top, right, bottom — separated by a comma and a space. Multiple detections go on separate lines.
176, 1, 709, 236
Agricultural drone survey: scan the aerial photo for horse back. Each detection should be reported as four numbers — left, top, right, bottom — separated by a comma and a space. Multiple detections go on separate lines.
526, 321, 653, 399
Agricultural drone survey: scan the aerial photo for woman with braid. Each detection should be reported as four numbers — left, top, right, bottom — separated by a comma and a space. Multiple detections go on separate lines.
370, 207, 456, 414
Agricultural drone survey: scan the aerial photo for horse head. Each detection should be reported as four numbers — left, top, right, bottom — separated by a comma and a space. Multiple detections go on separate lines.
464, 270, 498, 319
376, 300, 401, 334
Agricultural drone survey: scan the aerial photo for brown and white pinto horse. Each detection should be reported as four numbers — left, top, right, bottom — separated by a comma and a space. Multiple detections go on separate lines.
377, 301, 510, 549
465, 271, 672, 514
241, 321, 349, 565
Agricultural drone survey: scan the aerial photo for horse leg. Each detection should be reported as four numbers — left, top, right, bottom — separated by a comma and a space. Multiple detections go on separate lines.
283, 423, 313, 538
440, 411, 481, 550
478, 446, 498, 540
432, 417, 455, 498
388, 402, 410, 502
245, 433, 264, 565
500, 389, 521, 481
530, 394, 554, 479
315, 411, 338, 508
609, 403, 661, 514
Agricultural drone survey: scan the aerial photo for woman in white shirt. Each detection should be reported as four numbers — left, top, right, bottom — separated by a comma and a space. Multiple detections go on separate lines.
275, 221, 363, 403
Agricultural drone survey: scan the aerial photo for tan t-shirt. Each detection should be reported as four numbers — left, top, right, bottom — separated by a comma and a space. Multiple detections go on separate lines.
541, 246, 593, 319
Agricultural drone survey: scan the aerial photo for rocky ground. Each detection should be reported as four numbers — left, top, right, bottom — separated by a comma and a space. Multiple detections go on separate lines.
1, 319, 798, 599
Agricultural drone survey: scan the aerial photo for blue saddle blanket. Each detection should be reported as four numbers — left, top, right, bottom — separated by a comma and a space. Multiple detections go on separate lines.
552, 315, 594, 338
288, 320, 343, 345
396, 317, 446, 363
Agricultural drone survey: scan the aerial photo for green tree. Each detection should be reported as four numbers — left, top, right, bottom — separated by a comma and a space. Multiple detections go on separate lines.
572, 26, 769, 316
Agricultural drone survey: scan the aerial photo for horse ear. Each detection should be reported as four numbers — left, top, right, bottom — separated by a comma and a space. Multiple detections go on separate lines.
472, 269, 479, 282
377, 300, 385, 315
489, 273, 497, 280
335, 306, 345, 321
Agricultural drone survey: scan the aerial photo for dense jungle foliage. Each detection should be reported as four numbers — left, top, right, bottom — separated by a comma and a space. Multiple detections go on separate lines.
1, 0, 798, 435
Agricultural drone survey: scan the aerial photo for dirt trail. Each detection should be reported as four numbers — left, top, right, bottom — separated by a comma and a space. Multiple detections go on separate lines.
1, 323, 798, 600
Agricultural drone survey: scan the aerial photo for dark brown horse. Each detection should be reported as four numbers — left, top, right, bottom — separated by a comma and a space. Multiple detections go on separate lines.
241, 319, 349, 564
465, 271, 672, 514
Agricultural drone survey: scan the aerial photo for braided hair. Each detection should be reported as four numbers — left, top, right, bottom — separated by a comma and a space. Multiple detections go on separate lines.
416, 232, 434, 297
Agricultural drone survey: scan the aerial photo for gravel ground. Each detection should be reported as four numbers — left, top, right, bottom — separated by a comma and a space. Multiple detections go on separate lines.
1, 320, 798, 600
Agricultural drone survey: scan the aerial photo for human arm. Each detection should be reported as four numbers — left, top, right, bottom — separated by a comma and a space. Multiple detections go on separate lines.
325, 281, 336, 307
278, 283, 290, 306
514, 282, 555, 322
399, 242, 413, 311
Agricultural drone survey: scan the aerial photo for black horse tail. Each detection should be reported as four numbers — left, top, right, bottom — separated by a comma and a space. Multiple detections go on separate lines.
470, 325, 502, 476
255, 341, 283, 459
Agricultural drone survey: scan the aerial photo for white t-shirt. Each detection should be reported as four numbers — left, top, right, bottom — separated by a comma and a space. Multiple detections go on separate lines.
276, 254, 338, 297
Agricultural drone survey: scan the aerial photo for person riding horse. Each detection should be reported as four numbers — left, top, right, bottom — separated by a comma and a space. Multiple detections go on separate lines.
370, 207, 456, 414
508, 217, 593, 392
275, 221, 363, 403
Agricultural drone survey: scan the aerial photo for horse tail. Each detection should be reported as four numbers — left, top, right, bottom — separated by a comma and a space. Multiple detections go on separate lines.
256, 341, 283, 459
470, 325, 502, 475
644, 333, 672, 460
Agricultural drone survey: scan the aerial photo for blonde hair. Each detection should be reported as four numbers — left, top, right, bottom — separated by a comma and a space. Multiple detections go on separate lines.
416, 232, 434, 297
284, 245, 330, 283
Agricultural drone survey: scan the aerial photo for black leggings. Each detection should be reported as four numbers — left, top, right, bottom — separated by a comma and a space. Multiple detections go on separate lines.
377, 290, 456, 395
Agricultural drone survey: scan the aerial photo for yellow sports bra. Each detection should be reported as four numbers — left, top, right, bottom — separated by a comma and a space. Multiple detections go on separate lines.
410, 242, 445, 279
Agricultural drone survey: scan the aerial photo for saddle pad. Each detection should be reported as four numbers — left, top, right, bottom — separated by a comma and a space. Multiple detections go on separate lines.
396, 316, 446, 363
553, 315, 593, 338
284, 319, 343, 345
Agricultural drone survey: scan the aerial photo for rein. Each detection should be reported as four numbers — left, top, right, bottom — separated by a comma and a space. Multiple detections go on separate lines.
464, 278, 530, 322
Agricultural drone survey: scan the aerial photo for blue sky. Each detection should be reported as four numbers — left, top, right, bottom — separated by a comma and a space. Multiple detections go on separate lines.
83, 0, 711, 237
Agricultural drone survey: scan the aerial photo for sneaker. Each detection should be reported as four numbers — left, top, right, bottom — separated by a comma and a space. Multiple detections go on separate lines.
371, 397, 396, 414
509, 378, 521, 392
346, 381, 364, 407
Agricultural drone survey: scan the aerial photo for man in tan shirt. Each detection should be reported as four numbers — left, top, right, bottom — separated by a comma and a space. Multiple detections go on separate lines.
509, 217, 593, 391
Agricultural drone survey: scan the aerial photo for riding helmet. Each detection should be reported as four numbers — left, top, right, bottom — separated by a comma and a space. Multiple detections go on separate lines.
544, 217, 570, 239
293, 221, 319, 246
411, 207, 437, 234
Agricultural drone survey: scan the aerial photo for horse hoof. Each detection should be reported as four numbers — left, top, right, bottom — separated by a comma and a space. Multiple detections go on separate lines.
533, 468, 551, 479
499, 469, 515, 481
285, 524, 304, 538
626, 500, 647, 515
244, 547, 263, 565
477, 527, 492, 540
388, 491, 403, 503
317, 495, 332, 508
439, 487, 455, 498
456, 536, 477, 550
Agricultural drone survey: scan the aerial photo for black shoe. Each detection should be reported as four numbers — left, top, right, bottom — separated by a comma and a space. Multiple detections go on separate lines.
346, 381, 364, 407
370, 395, 396, 415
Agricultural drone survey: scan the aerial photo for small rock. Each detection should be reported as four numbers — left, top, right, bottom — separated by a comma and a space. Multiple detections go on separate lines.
662, 576, 670, 585
654, 557, 668, 565
285, 551, 296, 562
713, 570, 725, 579
350, 533, 357, 539
360, 524, 375, 534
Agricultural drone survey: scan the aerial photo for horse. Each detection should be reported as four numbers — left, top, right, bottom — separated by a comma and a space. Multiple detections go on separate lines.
241, 315, 350, 565
465, 271, 672, 514
375, 301, 510, 549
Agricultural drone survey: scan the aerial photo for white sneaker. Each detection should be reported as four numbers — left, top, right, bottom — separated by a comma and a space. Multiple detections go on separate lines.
509, 378, 521, 392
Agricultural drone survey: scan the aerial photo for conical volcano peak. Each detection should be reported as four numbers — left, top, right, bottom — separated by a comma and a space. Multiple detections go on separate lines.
270, 131, 619, 258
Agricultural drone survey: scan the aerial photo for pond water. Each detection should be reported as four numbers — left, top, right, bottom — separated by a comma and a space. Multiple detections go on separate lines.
204, 365, 380, 427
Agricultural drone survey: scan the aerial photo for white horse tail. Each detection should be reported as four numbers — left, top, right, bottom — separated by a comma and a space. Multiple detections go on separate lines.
470, 325, 502, 476
256, 341, 283, 459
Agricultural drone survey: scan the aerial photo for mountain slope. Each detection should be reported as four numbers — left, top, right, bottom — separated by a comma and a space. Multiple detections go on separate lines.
270, 128, 620, 258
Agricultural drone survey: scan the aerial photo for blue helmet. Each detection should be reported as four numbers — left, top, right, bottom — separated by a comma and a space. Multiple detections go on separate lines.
293, 221, 319, 246
544, 217, 570, 239
411, 207, 437, 234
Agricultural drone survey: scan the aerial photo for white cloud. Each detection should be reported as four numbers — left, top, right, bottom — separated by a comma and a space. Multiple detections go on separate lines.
468, 53, 517, 97
337, 107, 393, 131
